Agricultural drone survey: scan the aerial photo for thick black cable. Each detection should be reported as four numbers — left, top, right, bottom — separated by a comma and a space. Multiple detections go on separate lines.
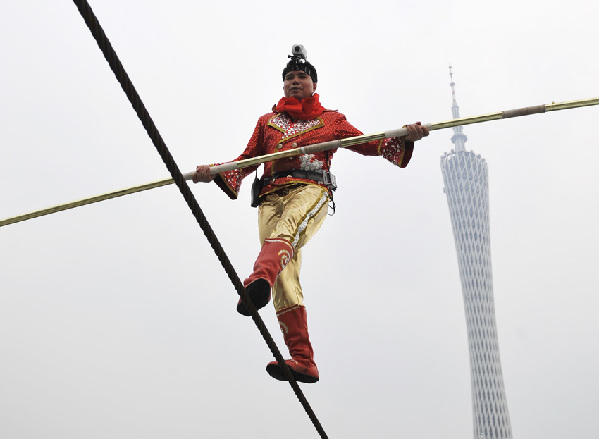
71, 1, 328, 437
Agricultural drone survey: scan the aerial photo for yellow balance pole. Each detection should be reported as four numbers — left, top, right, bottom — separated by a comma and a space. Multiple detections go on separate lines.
2, 97, 598, 228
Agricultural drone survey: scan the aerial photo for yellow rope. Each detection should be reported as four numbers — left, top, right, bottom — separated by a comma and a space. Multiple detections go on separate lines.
1, 178, 173, 228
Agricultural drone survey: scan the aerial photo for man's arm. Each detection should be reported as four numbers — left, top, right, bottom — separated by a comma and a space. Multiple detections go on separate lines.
191, 115, 269, 199
332, 113, 428, 167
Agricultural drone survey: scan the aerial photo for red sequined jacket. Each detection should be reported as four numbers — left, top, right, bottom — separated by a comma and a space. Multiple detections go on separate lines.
214, 109, 414, 199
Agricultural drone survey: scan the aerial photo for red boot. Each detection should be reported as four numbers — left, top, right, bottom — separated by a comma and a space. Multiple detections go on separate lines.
237, 238, 293, 316
266, 306, 319, 383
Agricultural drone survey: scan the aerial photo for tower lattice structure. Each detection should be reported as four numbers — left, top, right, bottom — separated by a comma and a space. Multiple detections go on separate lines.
440, 67, 513, 439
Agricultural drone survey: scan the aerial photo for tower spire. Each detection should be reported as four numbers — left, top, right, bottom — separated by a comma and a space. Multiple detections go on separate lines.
449, 65, 467, 152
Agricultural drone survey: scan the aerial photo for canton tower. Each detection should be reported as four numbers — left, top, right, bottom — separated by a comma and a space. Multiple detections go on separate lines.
440, 67, 513, 439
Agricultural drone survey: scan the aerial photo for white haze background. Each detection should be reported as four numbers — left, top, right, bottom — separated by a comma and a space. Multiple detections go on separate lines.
1, 1, 598, 438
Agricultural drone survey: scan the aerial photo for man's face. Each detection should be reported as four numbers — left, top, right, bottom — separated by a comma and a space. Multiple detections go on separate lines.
283, 70, 317, 100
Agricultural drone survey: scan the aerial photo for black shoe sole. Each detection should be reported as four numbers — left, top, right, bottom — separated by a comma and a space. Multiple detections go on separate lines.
266, 363, 319, 383
237, 278, 270, 316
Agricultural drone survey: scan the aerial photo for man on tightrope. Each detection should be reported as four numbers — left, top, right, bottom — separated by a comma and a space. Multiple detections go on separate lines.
193, 45, 428, 383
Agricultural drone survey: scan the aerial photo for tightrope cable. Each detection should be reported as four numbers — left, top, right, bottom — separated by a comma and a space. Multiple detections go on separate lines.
70, 1, 328, 437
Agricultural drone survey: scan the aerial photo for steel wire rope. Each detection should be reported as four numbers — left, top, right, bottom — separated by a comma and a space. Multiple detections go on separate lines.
71, 1, 328, 437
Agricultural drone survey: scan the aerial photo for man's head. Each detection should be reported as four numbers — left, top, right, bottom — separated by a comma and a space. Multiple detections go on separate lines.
282, 47, 318, 83
282, 44, 317, 100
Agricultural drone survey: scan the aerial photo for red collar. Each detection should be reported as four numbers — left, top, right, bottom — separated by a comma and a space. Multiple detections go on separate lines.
274, 93, 325, 120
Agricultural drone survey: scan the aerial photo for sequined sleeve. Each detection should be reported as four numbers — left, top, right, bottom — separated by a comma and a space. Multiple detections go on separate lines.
332, 113, 414, 168
378, 137, 414, 168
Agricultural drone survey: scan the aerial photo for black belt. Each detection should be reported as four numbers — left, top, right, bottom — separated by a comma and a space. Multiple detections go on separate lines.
266, 170, 337, 191
251, 169, 337, 211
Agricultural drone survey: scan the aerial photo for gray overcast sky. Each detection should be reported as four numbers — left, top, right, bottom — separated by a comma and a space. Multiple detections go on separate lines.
1, 1, 598, 438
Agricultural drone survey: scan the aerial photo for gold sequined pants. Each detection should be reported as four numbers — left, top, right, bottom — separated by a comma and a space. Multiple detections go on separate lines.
258, 184, 329, 312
